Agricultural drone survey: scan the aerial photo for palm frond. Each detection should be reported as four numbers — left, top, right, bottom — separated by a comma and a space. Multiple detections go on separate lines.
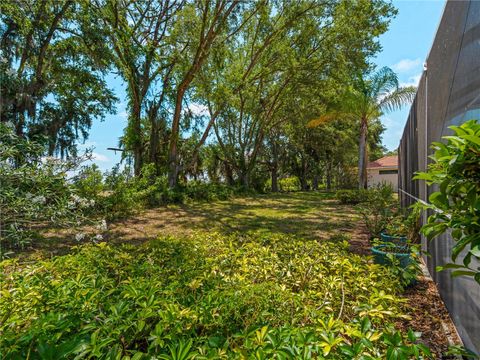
378, 86, 417, 113
370, 67, 399, 99
307, 112, 352, 128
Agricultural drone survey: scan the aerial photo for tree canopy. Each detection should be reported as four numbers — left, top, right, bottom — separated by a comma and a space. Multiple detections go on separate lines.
1, 0, 403, 190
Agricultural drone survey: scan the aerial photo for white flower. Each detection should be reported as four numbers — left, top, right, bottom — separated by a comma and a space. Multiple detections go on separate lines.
89, 199, 95, 206
75, 233, 86, 242
94, 234, 103, 242
32, 195, 46, 204
98, 219, 108, 231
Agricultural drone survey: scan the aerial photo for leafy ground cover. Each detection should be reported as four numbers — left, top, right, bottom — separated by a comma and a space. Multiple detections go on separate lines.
1, 192, 461, 358
1, 232, 425, 359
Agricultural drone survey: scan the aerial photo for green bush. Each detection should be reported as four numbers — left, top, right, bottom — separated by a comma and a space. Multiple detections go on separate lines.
72, 164, 104, 202
384, 203, 422, 241
98, 164, 243, 219
356, 184, 397, 239
183, 181, 234, 202
279, 176, 301, 192
0, 231, 432, 358
101, 164, 143, 219
0, 124, 105, 256
335, 189, 368, 205
414, 119, 480, 283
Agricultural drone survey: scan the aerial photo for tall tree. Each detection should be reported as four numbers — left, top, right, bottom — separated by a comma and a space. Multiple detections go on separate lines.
92, 0, 183, 176
0, 0, 116, 156
308, 67, 416, 189
166, 0, 251, 188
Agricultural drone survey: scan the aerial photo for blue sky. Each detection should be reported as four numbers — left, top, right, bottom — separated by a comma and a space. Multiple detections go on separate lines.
84, 0, 446, 171
374, 0, 445, 151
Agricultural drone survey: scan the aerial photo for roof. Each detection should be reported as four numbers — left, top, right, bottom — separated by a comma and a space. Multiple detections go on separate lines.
367, 155, 398, 169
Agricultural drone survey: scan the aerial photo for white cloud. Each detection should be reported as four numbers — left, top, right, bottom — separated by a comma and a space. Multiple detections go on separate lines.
392, 58, 422, 73
119, 110, 128, 118
400, 73, 422, 87
91, 152, 109, 162
187, 103, 209, 117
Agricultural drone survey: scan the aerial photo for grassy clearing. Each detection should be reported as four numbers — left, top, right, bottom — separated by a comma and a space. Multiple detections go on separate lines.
20, 192, 362, 260
106, 192, 361, 246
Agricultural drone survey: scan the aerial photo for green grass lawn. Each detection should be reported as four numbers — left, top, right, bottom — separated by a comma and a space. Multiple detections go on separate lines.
104, 192, 363, 248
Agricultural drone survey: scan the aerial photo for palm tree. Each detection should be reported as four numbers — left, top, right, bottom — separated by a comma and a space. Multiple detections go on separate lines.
308, 67, 416, 189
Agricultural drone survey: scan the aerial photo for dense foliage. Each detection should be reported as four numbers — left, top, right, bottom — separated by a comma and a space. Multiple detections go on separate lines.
1, 0, 398, 191
0, 0, 116, 156
335, 190, 368, 205
1, 231, 433, 359
0, 124, 106, 257
414, 120, 480, 283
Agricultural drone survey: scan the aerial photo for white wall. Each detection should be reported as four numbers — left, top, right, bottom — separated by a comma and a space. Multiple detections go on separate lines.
367, 169, 398, 191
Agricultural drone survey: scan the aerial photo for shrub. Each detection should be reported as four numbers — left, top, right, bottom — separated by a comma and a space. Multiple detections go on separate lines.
0, 231, 432, 358
101, 164, 143, 219
356, 184, 397, 238
72, 164, 104, 208
335, 189, 368, 204
98, 164, 242, 219
279, 176, 301, 192
183, 181, 234, 202
384, 203, 422, 242
414, 119, 480, 283
0, 124, 104, 256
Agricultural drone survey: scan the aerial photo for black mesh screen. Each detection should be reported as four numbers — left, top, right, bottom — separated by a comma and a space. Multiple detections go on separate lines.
398, 0, 480, 353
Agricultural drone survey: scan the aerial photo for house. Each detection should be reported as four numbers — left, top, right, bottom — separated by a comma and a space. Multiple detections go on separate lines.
366, 155, 398, 191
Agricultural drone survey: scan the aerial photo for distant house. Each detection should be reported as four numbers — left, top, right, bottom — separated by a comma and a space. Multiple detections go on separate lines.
366, 155, 398, 191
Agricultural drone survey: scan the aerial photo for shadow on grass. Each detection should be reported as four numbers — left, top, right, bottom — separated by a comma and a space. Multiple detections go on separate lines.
10, 191, 363, 260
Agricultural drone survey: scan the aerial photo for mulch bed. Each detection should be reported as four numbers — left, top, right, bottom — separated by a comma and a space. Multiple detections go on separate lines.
397, 273, 461, 359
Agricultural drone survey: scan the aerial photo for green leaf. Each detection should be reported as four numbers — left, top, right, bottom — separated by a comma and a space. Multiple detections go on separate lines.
459, 134, 480, 146
451, 270, 477, 278
436, 263, 465, 272
429, 192, 447, 208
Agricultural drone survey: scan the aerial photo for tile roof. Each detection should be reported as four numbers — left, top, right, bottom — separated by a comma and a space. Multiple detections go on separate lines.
367, 155, 398, 169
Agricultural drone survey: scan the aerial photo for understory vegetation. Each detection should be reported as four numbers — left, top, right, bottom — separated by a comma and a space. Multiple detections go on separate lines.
1, 232, 432, 359
1, 0, 408, 192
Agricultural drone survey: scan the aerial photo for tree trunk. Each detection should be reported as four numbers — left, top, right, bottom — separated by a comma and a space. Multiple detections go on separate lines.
326, 161, 332, 191
149, 121, 159, 169
271, 168, 278, 192
240, 171, 249, 188
312, 175, 319, 191
167, 87, 186, 188
148, 103, 161, 172
132, 102, 143, 177
271, 139, 279, 192
358, 117, 368, 189
224, 162, 235, 186
300, 157, 309, 191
